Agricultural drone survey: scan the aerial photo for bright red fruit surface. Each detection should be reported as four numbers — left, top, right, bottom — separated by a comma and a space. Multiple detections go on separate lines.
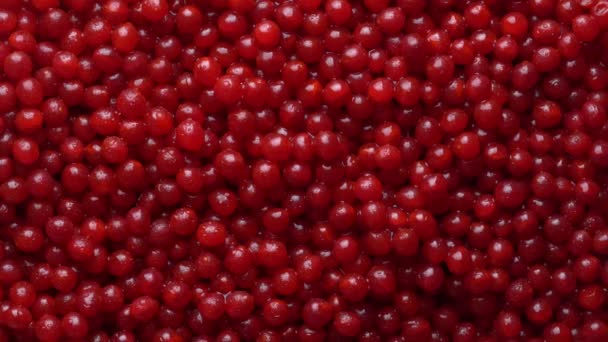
0, 0, 608, 341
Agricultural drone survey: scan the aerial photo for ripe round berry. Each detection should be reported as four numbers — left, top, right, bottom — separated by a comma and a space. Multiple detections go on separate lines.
0, 2, 606, 340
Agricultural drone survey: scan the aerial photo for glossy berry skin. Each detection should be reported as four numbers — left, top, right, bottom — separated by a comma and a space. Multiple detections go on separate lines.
0, 0, 607, 341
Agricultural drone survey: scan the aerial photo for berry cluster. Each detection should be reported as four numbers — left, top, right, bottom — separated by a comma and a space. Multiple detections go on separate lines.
0, 0, 608, 341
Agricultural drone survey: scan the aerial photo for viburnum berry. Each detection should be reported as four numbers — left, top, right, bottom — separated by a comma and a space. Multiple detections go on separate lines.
0, 0, 607, 340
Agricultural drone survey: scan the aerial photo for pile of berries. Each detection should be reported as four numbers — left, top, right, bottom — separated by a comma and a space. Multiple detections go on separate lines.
0, 0, 608, 341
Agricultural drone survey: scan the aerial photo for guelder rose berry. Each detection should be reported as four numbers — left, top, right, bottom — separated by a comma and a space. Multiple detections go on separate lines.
0, 0, 607, 340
